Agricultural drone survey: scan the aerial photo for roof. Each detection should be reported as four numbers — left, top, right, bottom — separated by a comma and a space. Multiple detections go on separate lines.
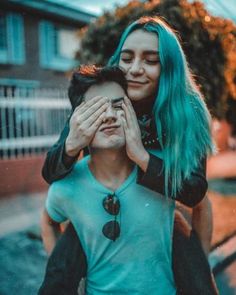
6, 0, 96, 24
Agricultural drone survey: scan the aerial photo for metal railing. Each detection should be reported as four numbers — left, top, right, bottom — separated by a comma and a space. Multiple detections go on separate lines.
0, 87, 71, 159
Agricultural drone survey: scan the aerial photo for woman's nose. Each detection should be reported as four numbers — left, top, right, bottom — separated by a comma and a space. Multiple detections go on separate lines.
129, 59, 144, 75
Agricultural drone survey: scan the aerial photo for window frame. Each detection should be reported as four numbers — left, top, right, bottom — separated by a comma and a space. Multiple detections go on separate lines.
39, 20, 79, 71
0, 12, 25, 65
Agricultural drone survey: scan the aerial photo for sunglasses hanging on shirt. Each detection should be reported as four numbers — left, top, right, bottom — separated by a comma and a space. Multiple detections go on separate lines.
102, 193, 120, 241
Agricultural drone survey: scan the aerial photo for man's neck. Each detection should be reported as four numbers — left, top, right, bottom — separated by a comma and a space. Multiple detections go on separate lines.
88, 149, 134, 191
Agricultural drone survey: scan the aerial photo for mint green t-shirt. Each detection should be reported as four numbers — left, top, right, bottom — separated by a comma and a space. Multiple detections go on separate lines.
46, 156, 176, 295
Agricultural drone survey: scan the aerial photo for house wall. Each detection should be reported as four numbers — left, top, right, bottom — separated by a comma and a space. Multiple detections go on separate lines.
0, 2, 90, 197
0, 5, 84, 88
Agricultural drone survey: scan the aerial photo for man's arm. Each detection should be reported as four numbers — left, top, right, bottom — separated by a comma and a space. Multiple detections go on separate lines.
192, 195, 213, 255
41, 209, 62, 255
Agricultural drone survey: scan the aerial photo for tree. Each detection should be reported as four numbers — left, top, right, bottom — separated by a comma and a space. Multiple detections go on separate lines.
77, 0, 236, 120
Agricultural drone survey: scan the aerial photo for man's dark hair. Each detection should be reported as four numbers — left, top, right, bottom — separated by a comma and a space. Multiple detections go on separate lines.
68, 65, 127, 110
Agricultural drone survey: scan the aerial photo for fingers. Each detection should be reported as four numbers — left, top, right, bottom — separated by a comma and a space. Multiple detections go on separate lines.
87, 112, 106, 135
82, 96, 108, 118
71, 96, 108, 127
124, 96, 137, 119
121, 114, 128, 133
74, 96, 108, 118
122, 96, 139, 129
121, 102, 131, 129
84, 103, 108, 127
74, 96, 103, 111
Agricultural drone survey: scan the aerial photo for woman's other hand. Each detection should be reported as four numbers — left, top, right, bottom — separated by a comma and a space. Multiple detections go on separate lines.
121, 96, 150, 171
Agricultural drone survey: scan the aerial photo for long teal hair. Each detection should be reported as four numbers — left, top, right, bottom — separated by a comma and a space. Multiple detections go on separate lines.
109, 16, 214, 197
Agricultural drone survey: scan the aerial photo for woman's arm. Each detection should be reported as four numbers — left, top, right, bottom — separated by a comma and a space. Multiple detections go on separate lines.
137, 154, 208, 208
121, 97, 207, 208
42, 117, 79, 184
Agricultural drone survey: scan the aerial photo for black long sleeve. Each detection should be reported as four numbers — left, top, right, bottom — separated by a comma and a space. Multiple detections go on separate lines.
137, 153, 208, 208
42, 117, 78, 184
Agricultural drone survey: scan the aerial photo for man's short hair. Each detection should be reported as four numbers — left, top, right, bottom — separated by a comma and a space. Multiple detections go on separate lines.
68, 65, 127, 110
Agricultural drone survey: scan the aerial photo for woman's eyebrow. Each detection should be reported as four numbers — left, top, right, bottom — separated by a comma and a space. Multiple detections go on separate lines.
121, 49, 159, 55
120, 49, 133, 54
143, 50, 160, 56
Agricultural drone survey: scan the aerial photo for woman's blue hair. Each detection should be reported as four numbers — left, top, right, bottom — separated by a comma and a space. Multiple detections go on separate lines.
108, 16, 214, 197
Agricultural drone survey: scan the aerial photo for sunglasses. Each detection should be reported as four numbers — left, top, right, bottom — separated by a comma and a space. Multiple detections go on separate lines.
102, 193, 120, 241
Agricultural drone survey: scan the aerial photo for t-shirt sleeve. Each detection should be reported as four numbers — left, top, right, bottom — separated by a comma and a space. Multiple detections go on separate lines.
46, 184, 68, 223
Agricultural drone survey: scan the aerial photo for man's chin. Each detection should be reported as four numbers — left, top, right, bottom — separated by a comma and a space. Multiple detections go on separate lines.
90, 141, 126, 150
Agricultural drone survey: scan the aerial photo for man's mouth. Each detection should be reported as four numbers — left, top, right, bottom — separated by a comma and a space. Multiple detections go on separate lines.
100, 125, 120, 132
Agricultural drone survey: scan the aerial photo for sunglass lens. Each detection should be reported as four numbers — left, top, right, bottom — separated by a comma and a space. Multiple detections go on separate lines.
103, 194, 120, 215
102, 221, 120, 241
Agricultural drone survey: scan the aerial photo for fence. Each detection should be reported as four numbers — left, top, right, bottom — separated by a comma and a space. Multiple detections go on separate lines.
0, 86, 71, 159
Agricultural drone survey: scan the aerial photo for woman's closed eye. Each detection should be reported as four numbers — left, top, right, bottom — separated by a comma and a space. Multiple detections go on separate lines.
120, 56, 159, 65
120, 57, 132, 63
145, 59, 160, 65
120, 52, 133, 62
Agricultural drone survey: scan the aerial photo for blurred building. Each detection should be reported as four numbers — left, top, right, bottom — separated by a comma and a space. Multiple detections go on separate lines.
0, 0, 96, 90
0, 0, 96, 197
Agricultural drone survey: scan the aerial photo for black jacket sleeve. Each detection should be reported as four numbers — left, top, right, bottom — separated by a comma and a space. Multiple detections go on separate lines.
42, 117, 79, 184
137, 153, 208, 208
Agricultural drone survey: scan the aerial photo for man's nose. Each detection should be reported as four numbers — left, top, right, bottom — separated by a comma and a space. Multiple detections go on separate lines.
103, 104, 117, 123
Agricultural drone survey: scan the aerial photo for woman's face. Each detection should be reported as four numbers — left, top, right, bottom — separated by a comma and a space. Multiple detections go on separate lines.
119, 29, 161, 102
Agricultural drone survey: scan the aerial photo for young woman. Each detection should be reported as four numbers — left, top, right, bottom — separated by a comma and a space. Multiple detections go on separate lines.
40, 17, 218, 294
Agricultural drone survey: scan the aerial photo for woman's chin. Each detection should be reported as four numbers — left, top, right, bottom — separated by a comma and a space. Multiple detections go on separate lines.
128, 92, 145, 102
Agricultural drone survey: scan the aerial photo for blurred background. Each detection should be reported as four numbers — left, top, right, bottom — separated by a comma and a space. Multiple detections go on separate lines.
0, 0, 235, 294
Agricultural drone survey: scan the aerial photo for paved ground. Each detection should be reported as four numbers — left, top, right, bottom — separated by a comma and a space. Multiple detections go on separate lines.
0, 231, 47, 295
0, 193, 46, 238
0, 193, 47, 295
0, 181, 235, 295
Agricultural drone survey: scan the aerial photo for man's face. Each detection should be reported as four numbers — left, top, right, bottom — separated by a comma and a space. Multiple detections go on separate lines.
84, 81, 126, 150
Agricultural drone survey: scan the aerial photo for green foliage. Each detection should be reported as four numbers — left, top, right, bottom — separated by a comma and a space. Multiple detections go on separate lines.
77, 0, 236, 120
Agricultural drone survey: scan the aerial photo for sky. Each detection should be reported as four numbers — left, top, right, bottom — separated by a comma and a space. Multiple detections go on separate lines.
48, 0, 131, 15
48, 0, 236, 22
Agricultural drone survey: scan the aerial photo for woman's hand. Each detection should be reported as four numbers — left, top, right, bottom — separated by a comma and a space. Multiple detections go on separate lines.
65, 96, 108, 157
121, 96, 150, 172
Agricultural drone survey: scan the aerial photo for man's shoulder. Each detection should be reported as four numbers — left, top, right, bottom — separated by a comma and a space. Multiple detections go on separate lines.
73, 155, 89, 174
50, 156, 89, 189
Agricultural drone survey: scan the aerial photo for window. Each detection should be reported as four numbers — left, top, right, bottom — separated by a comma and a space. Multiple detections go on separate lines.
0, 13, 25, 65
39, 21, 80, 71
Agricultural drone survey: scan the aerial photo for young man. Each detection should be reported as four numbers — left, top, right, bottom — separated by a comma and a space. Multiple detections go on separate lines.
41, 66, 177, 294
39, 67, 216, 295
